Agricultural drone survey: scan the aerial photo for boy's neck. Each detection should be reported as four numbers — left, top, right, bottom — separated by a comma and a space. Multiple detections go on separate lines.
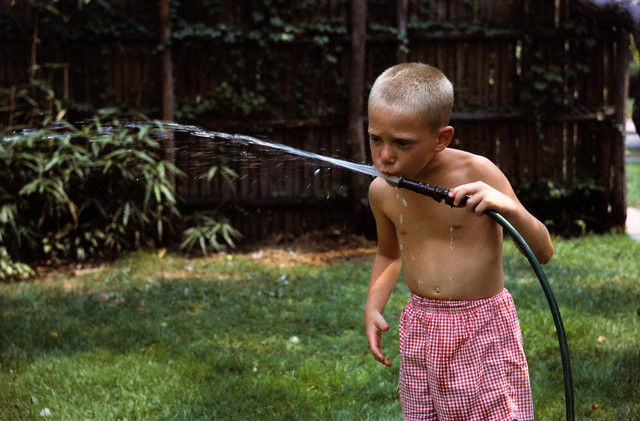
414, 148, 450, 182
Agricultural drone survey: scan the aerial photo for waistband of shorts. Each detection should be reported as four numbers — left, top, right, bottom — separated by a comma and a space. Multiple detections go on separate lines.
409, 288, 509, 311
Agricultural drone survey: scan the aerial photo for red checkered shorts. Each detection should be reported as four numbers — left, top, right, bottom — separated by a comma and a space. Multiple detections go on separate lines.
397, 289, 534, 421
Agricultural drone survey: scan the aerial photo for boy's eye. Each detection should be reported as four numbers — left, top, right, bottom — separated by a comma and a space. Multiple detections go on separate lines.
369, 135, 381, 143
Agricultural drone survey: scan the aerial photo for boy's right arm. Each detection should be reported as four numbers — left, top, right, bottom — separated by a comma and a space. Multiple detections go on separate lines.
365, 179, 402, 367
365, 253, 401, 366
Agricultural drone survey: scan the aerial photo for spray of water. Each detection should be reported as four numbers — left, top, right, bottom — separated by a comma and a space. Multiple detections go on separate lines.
164, 122, 398, 184
7, 120, 398, 194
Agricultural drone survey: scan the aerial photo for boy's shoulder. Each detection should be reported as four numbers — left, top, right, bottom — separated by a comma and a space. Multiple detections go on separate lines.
369, 176, 392, 195
441, 148, 498, 177
442, 149, 512, 192
446, 148, 493, 166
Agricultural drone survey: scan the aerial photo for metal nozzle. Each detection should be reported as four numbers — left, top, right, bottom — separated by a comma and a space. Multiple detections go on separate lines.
397, 177, 468, 207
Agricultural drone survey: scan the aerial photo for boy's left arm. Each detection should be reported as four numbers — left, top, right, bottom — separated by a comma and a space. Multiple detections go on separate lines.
449, 171, 554, 264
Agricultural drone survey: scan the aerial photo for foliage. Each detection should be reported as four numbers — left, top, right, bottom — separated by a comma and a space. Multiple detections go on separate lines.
0, 247, 34, 281
0, 114, 183, 274
0, 112, 245, 279
1, 0, 350, 121
1, 234, 639, 418
170, 0, 349, 122
0, 78, 65, 130
516, 6, 603, 120
179, 211, 242, 255
630, 59, 639, 99
514, 176, 606, 237
0, 0, 245, 278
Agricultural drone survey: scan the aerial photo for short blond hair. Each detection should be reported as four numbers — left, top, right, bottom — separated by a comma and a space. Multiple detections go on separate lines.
368, 63, 454, 131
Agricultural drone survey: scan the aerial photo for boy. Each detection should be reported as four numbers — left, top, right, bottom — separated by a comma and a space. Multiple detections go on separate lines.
364, 63, 554, 421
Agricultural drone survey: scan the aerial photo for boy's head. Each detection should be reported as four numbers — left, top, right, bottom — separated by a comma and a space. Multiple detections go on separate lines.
368, 63, 454, 132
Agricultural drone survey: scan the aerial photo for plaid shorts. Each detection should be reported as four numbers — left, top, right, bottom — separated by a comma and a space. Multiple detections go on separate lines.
397, 289, 534, 421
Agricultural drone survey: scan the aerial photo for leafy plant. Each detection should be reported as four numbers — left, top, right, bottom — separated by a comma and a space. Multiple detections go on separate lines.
0, 247, 34, 281
0, 113, 185, 276
179, 211, 242, 255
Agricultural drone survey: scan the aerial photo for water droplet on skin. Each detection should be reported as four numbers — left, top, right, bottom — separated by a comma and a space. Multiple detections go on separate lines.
401, 198, 408, 207
399, 214, 403, 224
450, 225, 454, 252
449, 208, 454, 282
399, 240, 404, 251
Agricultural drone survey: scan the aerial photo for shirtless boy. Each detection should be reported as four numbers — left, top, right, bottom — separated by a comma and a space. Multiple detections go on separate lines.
364, 63, 554, 420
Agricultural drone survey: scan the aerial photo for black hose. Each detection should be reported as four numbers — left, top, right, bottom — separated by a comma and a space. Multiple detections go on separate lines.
397, 177, 575, 421
485, 210, 574, 421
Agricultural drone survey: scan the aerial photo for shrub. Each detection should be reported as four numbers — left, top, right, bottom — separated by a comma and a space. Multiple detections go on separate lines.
1, 113, 243, 280
0, 115, 182, 268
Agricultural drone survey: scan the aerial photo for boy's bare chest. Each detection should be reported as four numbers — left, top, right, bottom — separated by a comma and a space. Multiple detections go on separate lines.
384, 191, 464, 238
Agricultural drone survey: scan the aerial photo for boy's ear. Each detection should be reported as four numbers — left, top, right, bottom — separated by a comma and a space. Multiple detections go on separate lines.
434, 126, 454, 152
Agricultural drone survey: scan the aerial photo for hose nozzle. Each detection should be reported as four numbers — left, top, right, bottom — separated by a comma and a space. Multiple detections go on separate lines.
397, 177, 467, 207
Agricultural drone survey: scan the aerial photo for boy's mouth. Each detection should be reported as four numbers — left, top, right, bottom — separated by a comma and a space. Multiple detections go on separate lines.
378, 169, 398, 178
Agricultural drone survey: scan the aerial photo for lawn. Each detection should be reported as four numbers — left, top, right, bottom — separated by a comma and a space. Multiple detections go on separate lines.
1, 230, 639, 420
629, 161, 640, 207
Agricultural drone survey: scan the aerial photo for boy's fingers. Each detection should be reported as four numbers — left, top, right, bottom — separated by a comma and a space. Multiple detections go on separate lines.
370, 343, 392, 366
367, 319, 392, 366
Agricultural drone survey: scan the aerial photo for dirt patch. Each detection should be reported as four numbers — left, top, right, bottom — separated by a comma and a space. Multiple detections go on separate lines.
23, 228, 377, 282
234, 227, 378, 267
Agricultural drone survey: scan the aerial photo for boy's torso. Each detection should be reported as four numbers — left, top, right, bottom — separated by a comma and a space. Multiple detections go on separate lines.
377, 149, 506, 300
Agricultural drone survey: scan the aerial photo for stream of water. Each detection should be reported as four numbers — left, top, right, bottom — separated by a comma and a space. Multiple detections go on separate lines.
165, 122, 399, 184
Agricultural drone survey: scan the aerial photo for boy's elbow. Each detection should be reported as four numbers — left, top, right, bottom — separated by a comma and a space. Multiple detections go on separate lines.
537, 244, 554, 265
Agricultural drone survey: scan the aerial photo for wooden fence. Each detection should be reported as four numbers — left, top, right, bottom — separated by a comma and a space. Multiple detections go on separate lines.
0, 0, 630, 240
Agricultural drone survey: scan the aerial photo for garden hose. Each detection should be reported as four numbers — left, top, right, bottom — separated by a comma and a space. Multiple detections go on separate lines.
397, 177, 575, 421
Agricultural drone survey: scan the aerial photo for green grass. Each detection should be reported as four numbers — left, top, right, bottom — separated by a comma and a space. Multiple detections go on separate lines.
1, 235, 639, 420
628, 161, 640, 207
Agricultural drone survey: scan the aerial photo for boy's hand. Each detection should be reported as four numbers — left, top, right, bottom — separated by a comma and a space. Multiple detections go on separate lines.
365, 311, 392, 367
449, 181, 515, 215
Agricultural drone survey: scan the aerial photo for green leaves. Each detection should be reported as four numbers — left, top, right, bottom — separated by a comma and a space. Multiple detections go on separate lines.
179, 211, 242, 255
1, 112, 242, 279
0, 115, 184, 278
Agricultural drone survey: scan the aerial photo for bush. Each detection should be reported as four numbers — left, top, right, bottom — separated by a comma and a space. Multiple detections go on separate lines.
0, 115, 181, 268
179, 210, 242, 255
0, 113, 243, 280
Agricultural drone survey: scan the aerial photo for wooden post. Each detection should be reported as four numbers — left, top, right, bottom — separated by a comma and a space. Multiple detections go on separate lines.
159, 0, 175, 186
611, 28, 629, 230
348, 0, 368, 231
160, 0, 174, 123
348, 0, 367, 166
396, 0, 408, 63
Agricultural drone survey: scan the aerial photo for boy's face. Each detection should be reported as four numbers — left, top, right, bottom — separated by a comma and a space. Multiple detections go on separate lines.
368, 106, 443, 181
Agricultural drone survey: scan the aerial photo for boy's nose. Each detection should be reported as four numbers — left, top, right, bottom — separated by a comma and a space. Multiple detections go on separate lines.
380, 146, 395, 164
